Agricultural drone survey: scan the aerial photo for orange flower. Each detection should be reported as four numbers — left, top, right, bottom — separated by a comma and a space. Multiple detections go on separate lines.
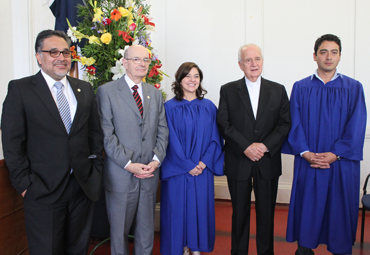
137, 6, 143, 15
111, 9, 121, 21
141, 14, 155, 27
148, 61, 162, 78
117, 30, 134, 43
70, 46, 80, 60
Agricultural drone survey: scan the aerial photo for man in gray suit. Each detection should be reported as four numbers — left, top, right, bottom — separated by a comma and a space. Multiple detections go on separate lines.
96, 45, 169, 255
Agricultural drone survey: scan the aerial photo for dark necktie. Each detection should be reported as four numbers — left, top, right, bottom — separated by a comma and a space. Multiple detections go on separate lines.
54, 82, 72, 133
132, 85, 143, 118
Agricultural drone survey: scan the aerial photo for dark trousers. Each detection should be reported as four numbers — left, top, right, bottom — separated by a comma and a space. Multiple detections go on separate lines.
23, 174, 94, 255
296, 244, 345, 255
228, 166, 279, 255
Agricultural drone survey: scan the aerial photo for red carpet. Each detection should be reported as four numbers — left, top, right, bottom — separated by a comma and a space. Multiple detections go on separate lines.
88, 200, 370, 254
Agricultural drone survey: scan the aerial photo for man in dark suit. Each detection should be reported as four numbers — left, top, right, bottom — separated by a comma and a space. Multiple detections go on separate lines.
217, 44, 291, 255
96, 45, 168, 255
1, 30, 104, 255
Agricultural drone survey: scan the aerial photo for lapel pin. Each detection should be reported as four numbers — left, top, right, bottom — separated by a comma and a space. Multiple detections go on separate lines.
77, 88, 81, 92
147, 96, 150, 99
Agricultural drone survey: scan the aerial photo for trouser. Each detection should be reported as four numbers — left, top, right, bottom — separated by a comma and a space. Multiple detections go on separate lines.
227, 165, 279, 255
24, 174, 94, 255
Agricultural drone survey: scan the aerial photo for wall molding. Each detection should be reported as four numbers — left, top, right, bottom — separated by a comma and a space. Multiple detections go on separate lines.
214, 177, 293, 204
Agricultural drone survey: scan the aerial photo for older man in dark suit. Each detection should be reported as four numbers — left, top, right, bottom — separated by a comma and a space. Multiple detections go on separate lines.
1, 30, 104, 255
217, 44, 291, 255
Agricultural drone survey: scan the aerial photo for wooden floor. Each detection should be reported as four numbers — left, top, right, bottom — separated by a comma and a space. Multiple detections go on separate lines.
88, 200, 370, 255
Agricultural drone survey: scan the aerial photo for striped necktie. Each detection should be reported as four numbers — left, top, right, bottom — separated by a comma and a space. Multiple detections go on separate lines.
132, 85, 143, 118
54, 81, 72, 133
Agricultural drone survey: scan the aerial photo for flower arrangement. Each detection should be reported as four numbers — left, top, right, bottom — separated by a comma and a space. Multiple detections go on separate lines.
67, 0, 167, 98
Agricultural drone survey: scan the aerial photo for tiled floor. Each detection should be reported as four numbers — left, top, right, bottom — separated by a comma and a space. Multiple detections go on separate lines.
88, 200, 370, 254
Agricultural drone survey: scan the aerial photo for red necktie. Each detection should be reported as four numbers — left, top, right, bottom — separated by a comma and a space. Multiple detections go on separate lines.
132, 85, 143, 118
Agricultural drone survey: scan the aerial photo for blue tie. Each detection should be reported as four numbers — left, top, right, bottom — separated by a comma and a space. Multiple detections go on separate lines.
54, 82, 72, 133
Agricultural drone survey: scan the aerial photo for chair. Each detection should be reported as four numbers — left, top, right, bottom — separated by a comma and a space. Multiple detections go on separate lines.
361, 173, 370, 242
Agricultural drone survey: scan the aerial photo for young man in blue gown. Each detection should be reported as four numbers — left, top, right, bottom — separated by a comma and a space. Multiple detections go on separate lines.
283, 34, 367, 255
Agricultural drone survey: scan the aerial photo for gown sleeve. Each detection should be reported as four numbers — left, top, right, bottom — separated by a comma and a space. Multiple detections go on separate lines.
331, 78, 367, 161
200, 104, 224, 176
161, 103, 198, 181
282, 81, 310, 155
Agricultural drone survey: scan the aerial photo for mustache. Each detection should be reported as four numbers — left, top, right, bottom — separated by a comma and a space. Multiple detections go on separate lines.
54, 61, 68, 65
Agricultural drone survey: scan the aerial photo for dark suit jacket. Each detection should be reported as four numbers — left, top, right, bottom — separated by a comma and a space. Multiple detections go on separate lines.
1, 71, 104, 204
217, 77, 291, 180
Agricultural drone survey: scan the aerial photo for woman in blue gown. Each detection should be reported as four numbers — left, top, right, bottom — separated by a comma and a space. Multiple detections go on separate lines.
160, 62, 224, 255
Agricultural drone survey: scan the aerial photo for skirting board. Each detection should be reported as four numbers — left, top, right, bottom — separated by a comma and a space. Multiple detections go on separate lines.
214, 176, 293, 204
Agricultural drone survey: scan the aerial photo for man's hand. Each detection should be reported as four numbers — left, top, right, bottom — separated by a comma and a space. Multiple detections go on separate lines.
303, 152, 337, 169
126, 163, 155, 179
21, 189, 27, 197
244, 143, 267, 161
302, 151, 317, 165
311, 152, 337, 169
148, 160, 160, 171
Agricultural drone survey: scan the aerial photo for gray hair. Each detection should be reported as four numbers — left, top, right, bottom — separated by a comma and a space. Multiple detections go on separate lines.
238, 43, 263, 62
35, 30, 71, 67
35, 30, 71, 54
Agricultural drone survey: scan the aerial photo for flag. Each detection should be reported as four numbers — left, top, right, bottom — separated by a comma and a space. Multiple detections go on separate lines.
49, 0, 85, 72
49, 0, 84, 32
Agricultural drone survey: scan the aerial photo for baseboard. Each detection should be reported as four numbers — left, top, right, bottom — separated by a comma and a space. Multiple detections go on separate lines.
214, 176, 293, 204
154, 203, 160, 232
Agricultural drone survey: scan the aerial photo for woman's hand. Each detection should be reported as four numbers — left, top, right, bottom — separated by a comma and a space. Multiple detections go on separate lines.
188, 161, 207, 176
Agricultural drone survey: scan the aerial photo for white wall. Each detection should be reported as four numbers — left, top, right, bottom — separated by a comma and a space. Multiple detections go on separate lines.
152, 0, 370, 203
0, 0, 369, 203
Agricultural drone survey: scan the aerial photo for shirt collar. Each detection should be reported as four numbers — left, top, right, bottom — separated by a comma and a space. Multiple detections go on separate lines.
311, 69, 343, 83
124, 74, 142, 90
244, 75, 261, 87
41, 70, 68, 90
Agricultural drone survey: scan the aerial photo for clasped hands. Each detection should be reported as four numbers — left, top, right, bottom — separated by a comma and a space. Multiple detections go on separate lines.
126, 161, 160, 179
244, 143, 268, 162
189, 161, 206, 176
302, 152, 337, 169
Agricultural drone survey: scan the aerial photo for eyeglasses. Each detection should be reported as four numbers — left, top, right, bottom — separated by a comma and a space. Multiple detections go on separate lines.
125, 57, 151, 65
41, 50, 72, 58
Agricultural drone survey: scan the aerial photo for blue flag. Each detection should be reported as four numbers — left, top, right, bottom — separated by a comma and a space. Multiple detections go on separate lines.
49, 0, 84, 32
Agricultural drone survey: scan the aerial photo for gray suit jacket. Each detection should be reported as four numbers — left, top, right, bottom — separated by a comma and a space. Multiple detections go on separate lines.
96, 75, 168, 193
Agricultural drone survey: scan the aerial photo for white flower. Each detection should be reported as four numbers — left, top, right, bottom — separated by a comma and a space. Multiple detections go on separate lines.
132, 38, 139, 46
110, 59, 126, 80
67, 27, 78, 43
145, 25, 156, 32
125, 0, 134, 8
82, 72, 96, 86
118, 45, 130, 58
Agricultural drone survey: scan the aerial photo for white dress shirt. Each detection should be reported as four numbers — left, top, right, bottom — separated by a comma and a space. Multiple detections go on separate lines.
125, 74, 144, 106
41, 70, 77, 121
123, 74, 160, 169
245, 76, 261, 119
311, 69, 342, 84
41, 70, 77, 174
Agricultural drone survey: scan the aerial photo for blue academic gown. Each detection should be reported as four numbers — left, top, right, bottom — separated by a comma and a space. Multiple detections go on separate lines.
160, 98, 224, 255
282, 75, 367, 254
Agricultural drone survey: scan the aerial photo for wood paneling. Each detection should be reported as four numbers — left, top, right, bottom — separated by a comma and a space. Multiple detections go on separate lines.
0, 160, 28, 255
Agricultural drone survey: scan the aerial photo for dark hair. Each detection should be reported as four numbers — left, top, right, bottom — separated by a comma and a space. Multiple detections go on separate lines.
171, 62, 207, 101
314, 34, 341, 55
35, 30, 71, 54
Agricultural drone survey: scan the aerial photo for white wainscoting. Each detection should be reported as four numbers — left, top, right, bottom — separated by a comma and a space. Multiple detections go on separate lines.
214, 131, 370, 205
